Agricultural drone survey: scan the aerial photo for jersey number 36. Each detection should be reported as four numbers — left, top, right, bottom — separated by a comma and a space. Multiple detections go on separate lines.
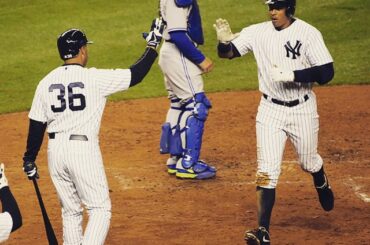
49, 82, 86, 112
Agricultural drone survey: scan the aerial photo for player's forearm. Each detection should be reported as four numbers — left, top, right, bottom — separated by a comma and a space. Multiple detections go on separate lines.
129, 47, 158, 87
293, 62, 334, 85
23, 119, 47, 162
217, 42, 240, 59
0, 187, 22, 232
169, 31, 205, 64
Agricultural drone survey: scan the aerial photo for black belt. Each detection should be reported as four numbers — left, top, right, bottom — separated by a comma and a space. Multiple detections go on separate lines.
48, 133, 88, 141
263, 94, 309, 107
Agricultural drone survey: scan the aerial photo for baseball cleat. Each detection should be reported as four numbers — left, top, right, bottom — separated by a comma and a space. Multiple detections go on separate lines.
167, 164, 177, 174
166, 156, 180, 175
0, 163, 9, 189
244, 227, 270, 245
315, 174, 334, 211
175, 160, 216, 180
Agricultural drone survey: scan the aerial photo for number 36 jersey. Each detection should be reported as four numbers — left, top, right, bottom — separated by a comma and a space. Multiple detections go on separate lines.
29, 64, 131, 136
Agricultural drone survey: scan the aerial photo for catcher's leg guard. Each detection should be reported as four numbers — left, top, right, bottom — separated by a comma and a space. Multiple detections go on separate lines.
160, 122, 171, 154
181, 93, 212, 169
159, 123, 183, 155
159, 98, 187, 156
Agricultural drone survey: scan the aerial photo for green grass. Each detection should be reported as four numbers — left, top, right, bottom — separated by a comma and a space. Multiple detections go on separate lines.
0, 0, 369, 113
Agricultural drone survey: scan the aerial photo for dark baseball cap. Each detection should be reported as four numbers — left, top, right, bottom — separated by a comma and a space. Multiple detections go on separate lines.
57, 28, 93, 60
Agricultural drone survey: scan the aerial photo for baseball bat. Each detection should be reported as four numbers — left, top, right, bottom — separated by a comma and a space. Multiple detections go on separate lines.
32, 178, 58, 245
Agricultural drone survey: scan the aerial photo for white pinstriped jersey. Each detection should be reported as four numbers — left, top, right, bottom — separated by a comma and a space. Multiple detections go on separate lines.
0, 212, 12, 243
232, 18, 333, 101
160, 0, 191, 41
29, 65, 131, 136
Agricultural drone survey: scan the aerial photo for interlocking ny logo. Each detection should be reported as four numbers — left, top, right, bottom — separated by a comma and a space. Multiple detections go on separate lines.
284, 40, 302, 59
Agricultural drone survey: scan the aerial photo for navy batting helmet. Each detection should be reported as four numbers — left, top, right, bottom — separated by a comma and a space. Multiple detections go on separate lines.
265, 0, 296, 17
57, 29, 93, 60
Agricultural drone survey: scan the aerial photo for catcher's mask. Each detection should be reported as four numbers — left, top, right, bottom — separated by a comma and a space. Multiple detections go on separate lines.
264, 0, 296, 17
57, 28, 93, 60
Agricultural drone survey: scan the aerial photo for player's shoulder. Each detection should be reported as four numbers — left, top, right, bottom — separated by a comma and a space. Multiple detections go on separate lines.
37, 67, 63, 85
293, 18, 321, 33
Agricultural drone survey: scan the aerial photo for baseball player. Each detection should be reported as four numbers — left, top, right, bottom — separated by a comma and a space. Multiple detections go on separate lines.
158, 0, 216, 179
22, 18, 164, 245
0, 163, 22, 243
215, 0, 335, 244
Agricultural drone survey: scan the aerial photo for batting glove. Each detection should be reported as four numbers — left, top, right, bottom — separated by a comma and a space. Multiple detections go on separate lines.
270, 66, 295, 83
143, 17, 165, 49
213, 18, 240, 43
23, 161, 39, 180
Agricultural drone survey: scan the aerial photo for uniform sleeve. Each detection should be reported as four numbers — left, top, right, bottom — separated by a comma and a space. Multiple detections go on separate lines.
28, 83, 48, 123
305, 28, 333, 66
0, 212, 12, 243
92, 68, 131, 97
165, 0, 189, 32
231, 25, 256, 56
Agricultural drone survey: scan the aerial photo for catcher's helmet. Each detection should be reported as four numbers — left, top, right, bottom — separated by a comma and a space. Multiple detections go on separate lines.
265, 0, 296, 17
57, 29, 93, 60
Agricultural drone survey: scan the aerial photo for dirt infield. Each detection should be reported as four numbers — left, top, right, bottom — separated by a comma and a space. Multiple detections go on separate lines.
1, 85, 369, 245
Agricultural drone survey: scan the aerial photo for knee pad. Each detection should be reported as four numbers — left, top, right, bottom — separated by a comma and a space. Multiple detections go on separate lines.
181, 93, 212, 168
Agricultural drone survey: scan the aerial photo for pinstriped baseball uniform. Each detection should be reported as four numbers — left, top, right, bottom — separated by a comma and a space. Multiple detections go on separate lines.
231, 18, 333, 188
0, 212, 12, 243
29, 65, 131, 244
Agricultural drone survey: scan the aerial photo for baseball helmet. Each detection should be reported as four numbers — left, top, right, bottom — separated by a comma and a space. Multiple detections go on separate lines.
265, 0, 296, 17
57, 28, 93, 60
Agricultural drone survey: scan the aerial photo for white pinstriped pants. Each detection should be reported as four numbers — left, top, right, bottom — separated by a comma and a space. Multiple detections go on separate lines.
256, 92, 323, 188
48, 134, 111, 245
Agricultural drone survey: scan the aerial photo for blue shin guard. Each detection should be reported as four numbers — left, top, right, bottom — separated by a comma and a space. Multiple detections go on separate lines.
160, 122, 171, 154
181, 93, 211, 169
160, 123, 183, 155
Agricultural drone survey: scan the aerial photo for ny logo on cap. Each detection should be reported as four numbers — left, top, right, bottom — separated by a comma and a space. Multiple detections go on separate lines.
284, 40, 302, 59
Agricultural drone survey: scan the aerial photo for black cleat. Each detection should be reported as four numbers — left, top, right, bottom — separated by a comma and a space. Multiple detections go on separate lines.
315, 174, 334, 211
244, 227, 270, 245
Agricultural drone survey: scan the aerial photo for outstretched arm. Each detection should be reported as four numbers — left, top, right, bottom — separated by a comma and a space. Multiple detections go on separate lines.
213, 19, 241, 59
129, 17, 165, 87
217, 42, 241, 59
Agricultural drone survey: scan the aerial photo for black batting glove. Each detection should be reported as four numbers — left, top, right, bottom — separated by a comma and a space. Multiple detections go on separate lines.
143, 17, 165, 49
23, 161, 39, 180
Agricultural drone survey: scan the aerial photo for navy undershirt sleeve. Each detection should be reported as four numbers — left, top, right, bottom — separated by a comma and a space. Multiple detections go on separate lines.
0, 187, 22, 232
23, 119, 47, 162
294, 62, 334, 85
217, 42, 241, 59
129, 47, 158, 87
169, 31, 205, 64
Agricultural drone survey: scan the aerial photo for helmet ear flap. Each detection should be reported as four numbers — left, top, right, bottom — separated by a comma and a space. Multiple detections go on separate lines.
287, 0, 296, 17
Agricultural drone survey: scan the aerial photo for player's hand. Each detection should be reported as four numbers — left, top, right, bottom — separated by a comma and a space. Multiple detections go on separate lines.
23, 161, 39, 180
143, 17, 165, 49
270, 66, 295, 83
213, 18, 240, 44
199, 57, 214, 73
